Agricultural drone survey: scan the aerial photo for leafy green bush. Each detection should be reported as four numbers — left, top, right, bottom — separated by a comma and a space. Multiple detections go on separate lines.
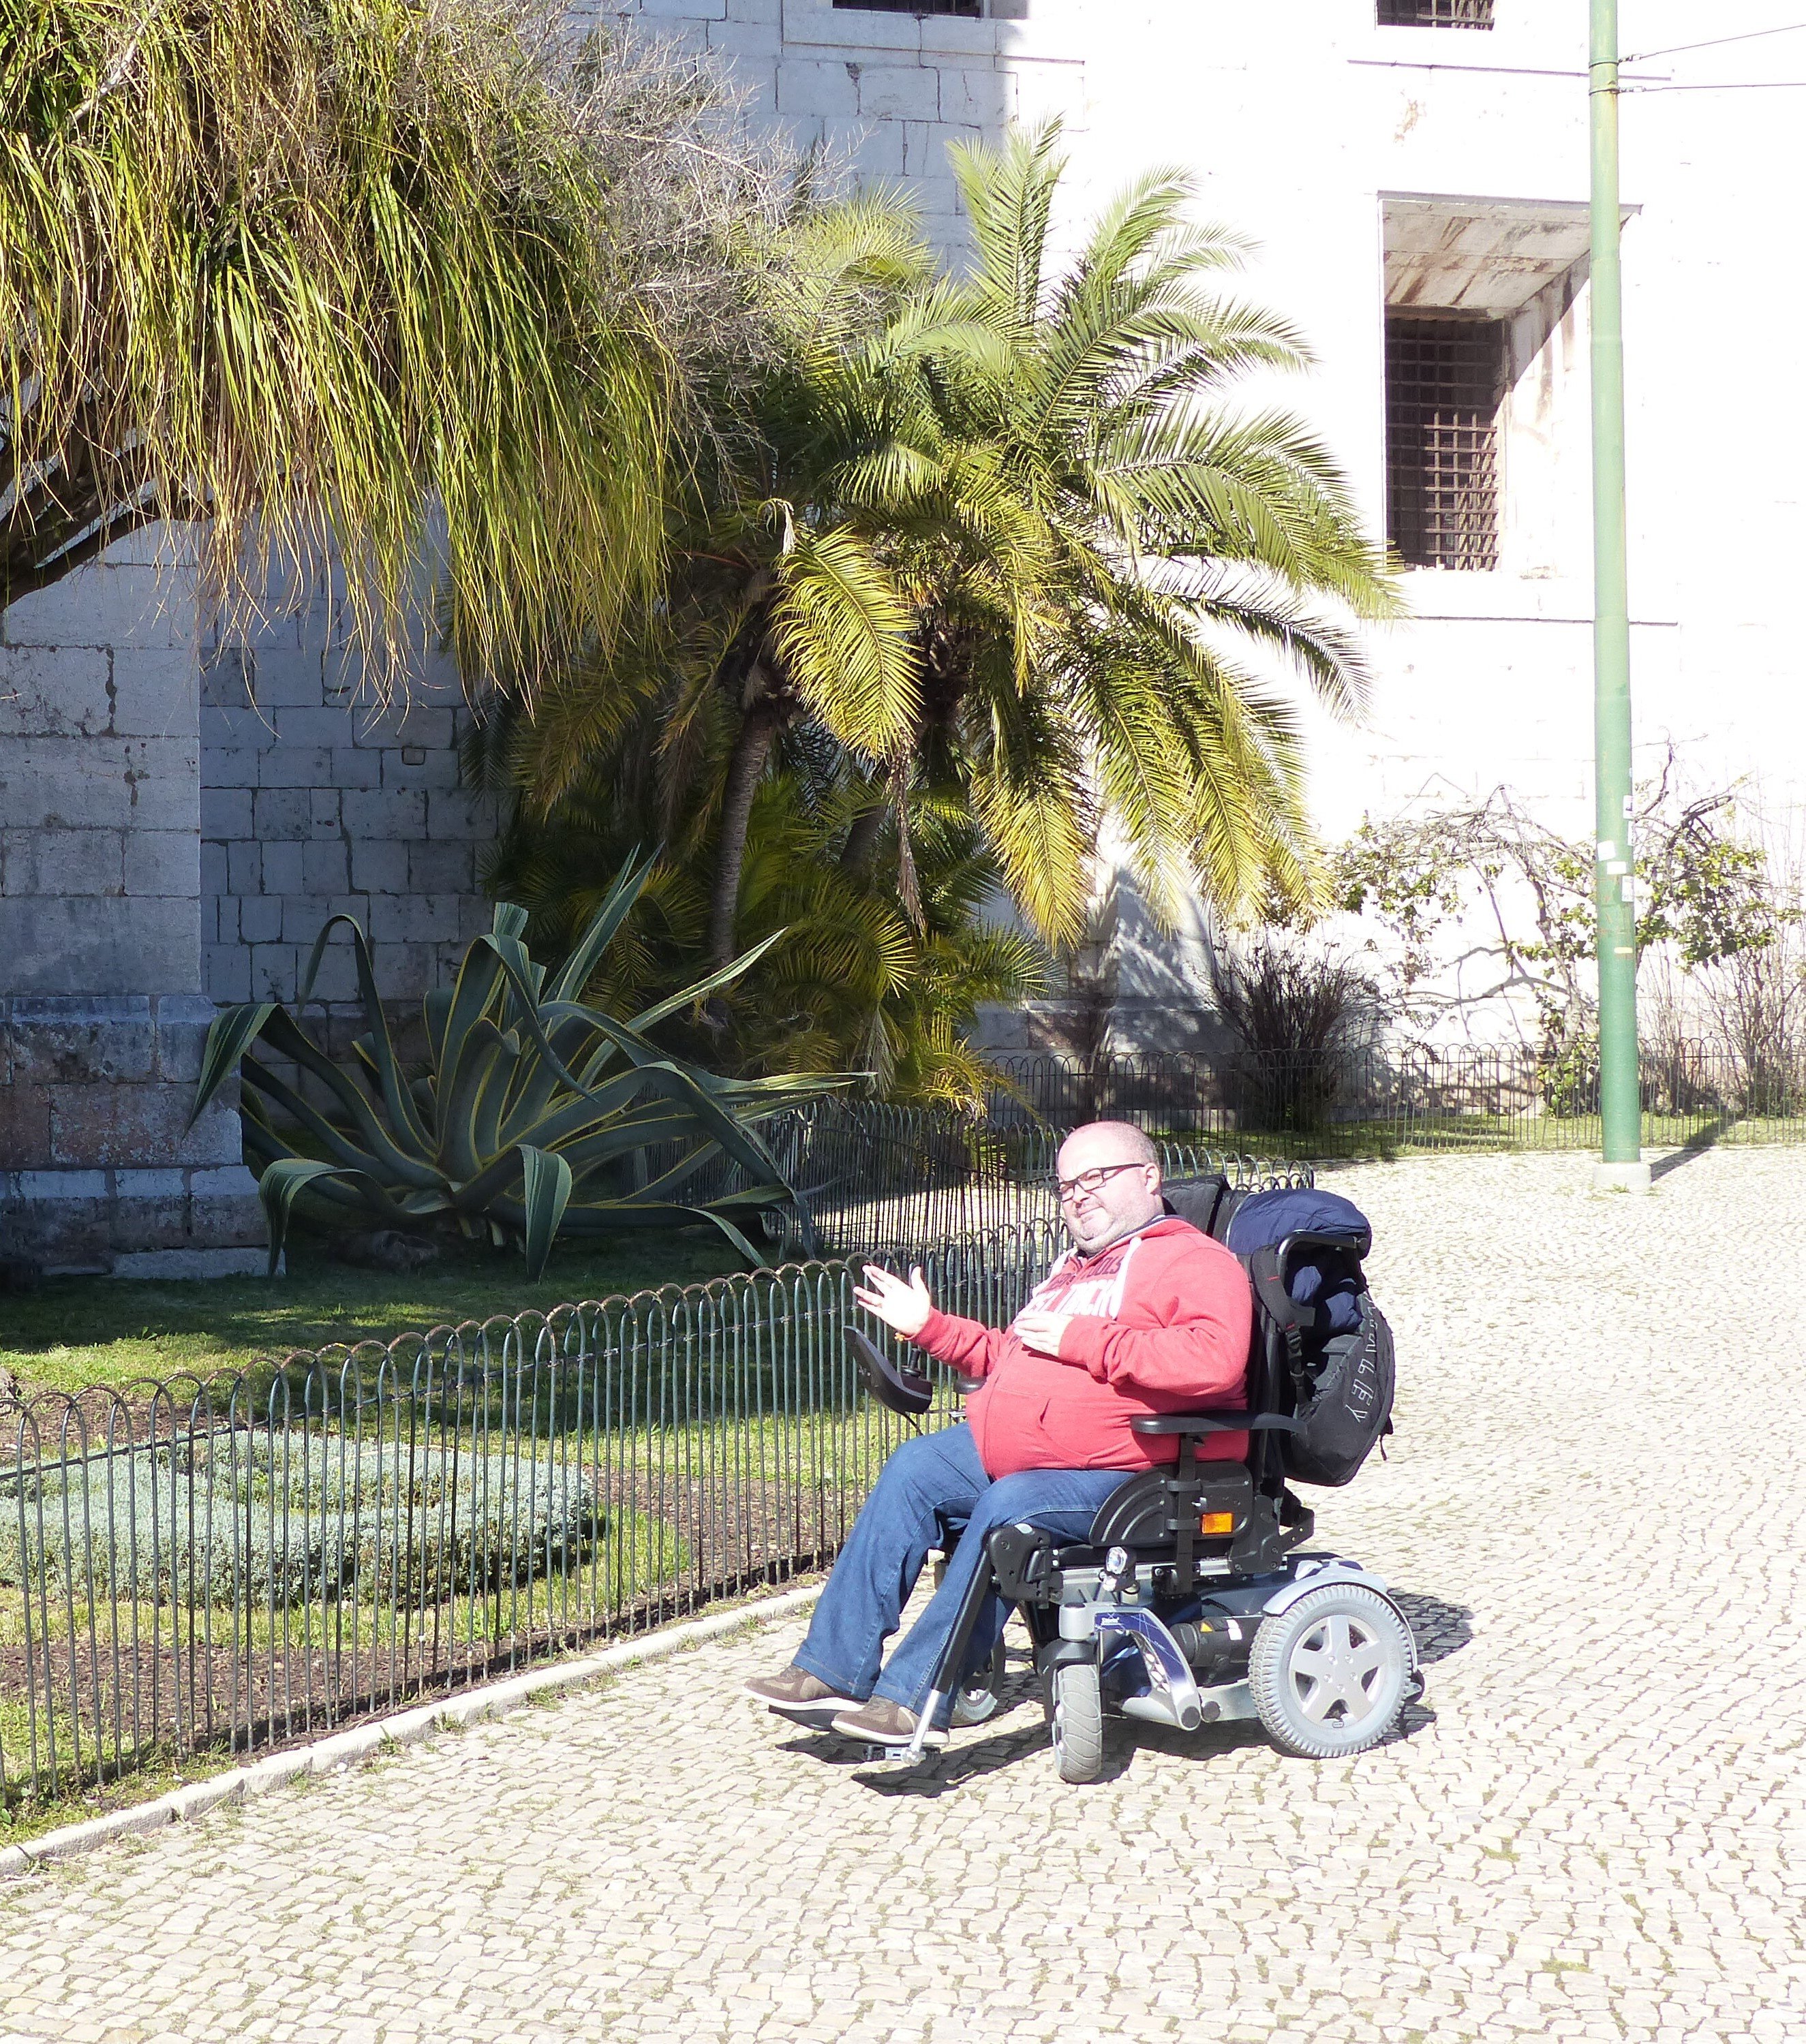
0, 1436, 681, 1610
488, 763, 1049, 1111
192, 856, 838, 1277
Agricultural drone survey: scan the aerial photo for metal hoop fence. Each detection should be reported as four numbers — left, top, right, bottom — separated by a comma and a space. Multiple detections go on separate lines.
1, 1134, 1311, 1814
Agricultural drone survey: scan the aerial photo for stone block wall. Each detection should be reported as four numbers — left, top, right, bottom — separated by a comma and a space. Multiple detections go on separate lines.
583, 0, 1081, 254
3, 538, 500, 1274
2, 0, 1079, 1278
0, 546, 203, 1004
0, 541, 269, 1275
200, 635, 497, 1008
0, 994, 262, 1276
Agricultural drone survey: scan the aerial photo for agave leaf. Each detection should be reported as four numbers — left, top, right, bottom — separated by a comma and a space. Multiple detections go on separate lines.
519, 1145, 573, 1281
189, 1004, 276, 1129
240, 1061, 396, 1178
422, 989, 455, 1072
296, 913, 355, 1008
221, 895, 840, 1274
256, 1158, 413, 1278
536, 1000, 677, 1077
434, 938, 510, 1147
468, 1030, 525, 1169
622, 1061, 795, 1192
542, 855, 658, 1007
245, 1014, 442, 1186
440, 1020, 513, 1184
492, 1068, 652, 1161
472, 940, 626, 1103
535, 1196, 775, 1264
687, 1207, 769, 1265
626, 927, 790, 1034
525, 1115, 722, 1188
501, 1009, 622, 1134
299, 913, 434, 1155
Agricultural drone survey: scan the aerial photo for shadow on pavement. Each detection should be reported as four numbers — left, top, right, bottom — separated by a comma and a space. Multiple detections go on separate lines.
817, 1598, 1473, 1795
1390, 1590, 1475, 1666
1650, 1126, 1725, 1180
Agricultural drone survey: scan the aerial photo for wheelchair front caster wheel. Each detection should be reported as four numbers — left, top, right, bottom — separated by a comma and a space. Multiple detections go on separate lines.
1045, 1660, 1106, 1783
1249, 1583, 1414, 1759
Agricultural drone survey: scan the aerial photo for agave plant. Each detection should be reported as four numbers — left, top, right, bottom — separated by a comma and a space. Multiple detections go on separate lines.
189, 856, 836, 1277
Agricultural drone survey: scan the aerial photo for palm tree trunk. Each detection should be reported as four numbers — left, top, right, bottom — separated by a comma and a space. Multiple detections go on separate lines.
708, 697, 780, 967
839, 795, 889, 872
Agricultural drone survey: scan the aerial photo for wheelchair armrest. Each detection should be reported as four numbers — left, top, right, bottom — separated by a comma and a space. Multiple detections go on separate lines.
1131, 1411, 1249, 1435
953, 1374, 984, 1395
1130, 1411, 1302, 1435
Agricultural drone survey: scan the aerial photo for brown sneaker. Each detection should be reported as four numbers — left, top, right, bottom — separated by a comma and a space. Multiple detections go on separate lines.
829, 1698, 947, 1750
744, 1667, 855, 1724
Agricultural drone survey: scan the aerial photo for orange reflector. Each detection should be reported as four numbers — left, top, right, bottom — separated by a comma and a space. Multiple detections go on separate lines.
1199, 1512, 1236, 1536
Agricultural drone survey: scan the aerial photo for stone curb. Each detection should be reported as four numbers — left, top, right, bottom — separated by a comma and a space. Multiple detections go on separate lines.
0, 1581, 823, 1879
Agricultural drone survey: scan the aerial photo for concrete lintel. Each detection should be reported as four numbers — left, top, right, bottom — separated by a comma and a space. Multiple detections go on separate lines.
1382, 191, 1638, 315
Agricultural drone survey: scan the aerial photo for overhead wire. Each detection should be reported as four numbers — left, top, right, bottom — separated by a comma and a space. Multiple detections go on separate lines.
1622, 22, 1806, 63
1621, 80, 1806, 92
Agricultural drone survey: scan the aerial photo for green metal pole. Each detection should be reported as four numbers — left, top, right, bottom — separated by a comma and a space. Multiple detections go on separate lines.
1589, 0, 1644, 1181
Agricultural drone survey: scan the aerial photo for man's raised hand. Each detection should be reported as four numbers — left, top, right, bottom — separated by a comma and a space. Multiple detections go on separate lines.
853, 1263, 934, 1339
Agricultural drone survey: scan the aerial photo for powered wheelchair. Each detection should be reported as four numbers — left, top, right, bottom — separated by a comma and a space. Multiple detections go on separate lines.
848, 1183, 1421, 1782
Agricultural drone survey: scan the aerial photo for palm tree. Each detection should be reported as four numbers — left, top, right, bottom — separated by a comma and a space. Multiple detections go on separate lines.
818, 122, 1402, 948
492, 123, 1398, 1040
0, 1, 742, 680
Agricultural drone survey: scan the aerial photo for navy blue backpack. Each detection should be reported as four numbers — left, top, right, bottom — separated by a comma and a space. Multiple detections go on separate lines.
1223, 1186, 1396, 1487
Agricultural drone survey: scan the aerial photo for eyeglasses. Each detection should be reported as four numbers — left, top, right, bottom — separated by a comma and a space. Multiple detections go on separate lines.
1056, 1162, 1149, 1203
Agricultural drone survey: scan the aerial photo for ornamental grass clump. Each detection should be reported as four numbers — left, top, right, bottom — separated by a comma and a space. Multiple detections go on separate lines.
191, 854, 840, 1277
0, 1, 777, 677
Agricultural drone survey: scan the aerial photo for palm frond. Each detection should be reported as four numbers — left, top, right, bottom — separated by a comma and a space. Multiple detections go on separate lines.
770, 527, 919, 756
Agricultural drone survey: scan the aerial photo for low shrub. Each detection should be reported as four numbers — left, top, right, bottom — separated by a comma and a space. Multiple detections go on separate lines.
0, 1436, 679, 1610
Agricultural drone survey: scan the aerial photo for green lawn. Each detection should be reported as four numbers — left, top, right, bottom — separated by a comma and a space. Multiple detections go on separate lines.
1, 1233, 745, 1398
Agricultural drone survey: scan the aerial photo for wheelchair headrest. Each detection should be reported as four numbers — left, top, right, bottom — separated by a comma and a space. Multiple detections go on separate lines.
1161, 1173, 1230, 1238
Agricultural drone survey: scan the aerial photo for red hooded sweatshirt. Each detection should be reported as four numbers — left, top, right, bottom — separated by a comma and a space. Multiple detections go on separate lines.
912, 1215, 1252, 1478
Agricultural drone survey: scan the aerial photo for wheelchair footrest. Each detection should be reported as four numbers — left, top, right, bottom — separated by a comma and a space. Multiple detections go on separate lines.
764, 1699, 846, 1731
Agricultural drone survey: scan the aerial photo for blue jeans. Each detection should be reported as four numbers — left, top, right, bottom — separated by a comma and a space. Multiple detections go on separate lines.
792, 1423, 1126, 1726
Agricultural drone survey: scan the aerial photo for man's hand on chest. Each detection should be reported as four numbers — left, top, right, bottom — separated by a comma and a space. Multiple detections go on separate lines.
1011, 1307, 1077, 1359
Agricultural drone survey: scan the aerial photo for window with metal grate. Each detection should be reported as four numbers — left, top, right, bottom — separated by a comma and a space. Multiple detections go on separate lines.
835, 1, 983, 14
1385, 315, 1505, 572
1377, 1, 1495, 25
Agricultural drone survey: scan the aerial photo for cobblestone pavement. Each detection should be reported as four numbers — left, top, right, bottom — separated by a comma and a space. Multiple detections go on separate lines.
4, 1148, 1805, 2044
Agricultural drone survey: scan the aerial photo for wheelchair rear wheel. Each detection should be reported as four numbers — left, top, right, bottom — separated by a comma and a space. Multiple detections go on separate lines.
1045, 1660, 1106, 1783
1249, 1584, 1413, 1759
951, 1641, 1009, 1726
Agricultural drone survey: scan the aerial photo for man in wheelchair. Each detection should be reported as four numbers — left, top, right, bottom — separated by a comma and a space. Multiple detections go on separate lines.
745, 1119, 1255, 1750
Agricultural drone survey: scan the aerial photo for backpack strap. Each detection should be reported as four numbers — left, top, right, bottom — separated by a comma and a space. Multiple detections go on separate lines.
1246, 1243, 1316, 1389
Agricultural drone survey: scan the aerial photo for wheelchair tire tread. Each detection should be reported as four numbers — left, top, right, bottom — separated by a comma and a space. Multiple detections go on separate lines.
1047, 1662, 1106, 1784
1248, 1583, 1412, 1760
